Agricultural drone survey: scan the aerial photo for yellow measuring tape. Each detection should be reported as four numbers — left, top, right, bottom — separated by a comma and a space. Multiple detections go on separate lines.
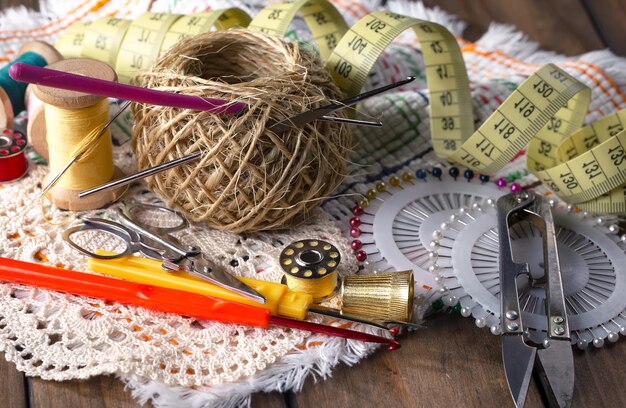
326, 11, 474, 159
248, 0, 626, 213
248, 0, 349, 61
115, 13, 182, 83
54, 8, 251, 83
81, 17, 131, 68
53, 1, 626, 212
53, 21, 92, 58
158, 9, 252, 57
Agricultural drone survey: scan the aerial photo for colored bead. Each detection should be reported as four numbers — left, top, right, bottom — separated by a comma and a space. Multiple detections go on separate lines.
389, 327, 400, 336
496, 178, 507, 188
402, 172, 414, 182
449, 166, 459, 179
351, 240, 362, 250
376, 182, 387, 192
479, 174, 489, 183
389, 176, 401, 186
431, 167, 442, 179
367, 189, 377, 200
355, 250, 367, 262
464, 169, 474, 181
349, 217, 361, 228
510, 182, 522, 192
432, 299, 444, 311
352, 206, 364, 216
415, 168, 427, 180
350, 227, 361, 238
358, 198, 369, 208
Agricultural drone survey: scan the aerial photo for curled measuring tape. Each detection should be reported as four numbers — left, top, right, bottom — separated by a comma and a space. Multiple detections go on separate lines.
115, 13, 181, 84
158, 9, 252, 57
82, 17, 131, 68
53, 0, 626, 211
247, 1, 626, 212
432, 201, 626, 349
53, 21, 91, 58
248, 0, 349, 61
55, 8, 251, 84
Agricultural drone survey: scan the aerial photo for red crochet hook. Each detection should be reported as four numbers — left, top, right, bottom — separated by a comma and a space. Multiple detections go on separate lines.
0, 257, 400, 350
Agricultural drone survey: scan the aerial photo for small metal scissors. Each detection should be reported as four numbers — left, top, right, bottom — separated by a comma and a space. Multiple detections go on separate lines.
63, 201, 266, 303
497, 191, 574, 408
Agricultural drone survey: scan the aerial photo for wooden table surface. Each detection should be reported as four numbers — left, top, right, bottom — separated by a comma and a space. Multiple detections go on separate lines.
2, 0, 626, 407
2, 312, 626, 407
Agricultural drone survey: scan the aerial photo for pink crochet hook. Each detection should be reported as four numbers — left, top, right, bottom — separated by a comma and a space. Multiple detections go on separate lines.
9, 63, 246, 114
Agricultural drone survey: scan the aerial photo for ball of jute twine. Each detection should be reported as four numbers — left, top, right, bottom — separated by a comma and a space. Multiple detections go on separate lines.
131, 29, 351, 233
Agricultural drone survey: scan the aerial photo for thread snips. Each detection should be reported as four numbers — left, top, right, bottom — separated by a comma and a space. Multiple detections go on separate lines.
63, 201, 266, 303
497, 191, 574, 408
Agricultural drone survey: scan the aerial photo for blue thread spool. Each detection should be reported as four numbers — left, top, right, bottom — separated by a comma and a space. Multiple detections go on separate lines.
0, 41, 62, 129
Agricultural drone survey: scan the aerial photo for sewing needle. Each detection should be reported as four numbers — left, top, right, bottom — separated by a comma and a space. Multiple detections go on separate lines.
78, 151, 203, 198
40, 101, 131, 199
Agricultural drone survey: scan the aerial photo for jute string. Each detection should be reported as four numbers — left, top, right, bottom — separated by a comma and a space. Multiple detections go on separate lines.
131, 29, 352, 233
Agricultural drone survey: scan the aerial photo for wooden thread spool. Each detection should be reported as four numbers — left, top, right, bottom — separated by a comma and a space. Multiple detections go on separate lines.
280, 239, 341, 302
25, 84, 47, 160
34, 58, 125, 210
0, 129, 28, 182
0, 41, 62, 129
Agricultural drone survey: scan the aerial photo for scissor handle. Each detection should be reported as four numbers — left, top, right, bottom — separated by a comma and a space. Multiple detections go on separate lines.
118, 202, 199, 262
497, 191, 535, 336
63, 218, 137, 260
120, 201, 188, 234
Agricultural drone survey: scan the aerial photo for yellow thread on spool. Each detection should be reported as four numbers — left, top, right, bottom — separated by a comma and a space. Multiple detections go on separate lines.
34, 58, 125, 211
45, 99, 113, 189
283, 270, 338, 301
280, 239, 341, 301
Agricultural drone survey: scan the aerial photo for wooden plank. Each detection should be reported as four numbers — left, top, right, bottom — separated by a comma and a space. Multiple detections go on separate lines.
422, 0, 605, 56
29, 375, 149, 408
0, 0, 38, 10
572, 341, 626, 407
27, 374, 286, 407
0, 358, 27, 408
581, 0, 626, 57
291, 313, 626, 407
252, 391, 288, 407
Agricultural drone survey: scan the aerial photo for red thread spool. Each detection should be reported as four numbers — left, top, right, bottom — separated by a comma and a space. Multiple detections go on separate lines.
0, 129, 28, 182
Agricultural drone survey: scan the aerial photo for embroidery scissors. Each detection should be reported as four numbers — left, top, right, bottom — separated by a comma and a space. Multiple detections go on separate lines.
497, 191, 574, 408
63, 201, 266, 303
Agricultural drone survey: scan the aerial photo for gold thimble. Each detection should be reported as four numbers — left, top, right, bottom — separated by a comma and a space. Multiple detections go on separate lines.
340, 270, 414, 322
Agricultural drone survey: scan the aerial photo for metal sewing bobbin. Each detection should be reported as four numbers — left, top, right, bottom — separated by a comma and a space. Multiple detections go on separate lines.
280, 239, 341, 302
340, 271, 414, 324
0, 128, 28, 182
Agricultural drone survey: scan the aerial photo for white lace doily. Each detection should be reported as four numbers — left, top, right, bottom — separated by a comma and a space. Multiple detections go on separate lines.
0, 135, 365, 387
